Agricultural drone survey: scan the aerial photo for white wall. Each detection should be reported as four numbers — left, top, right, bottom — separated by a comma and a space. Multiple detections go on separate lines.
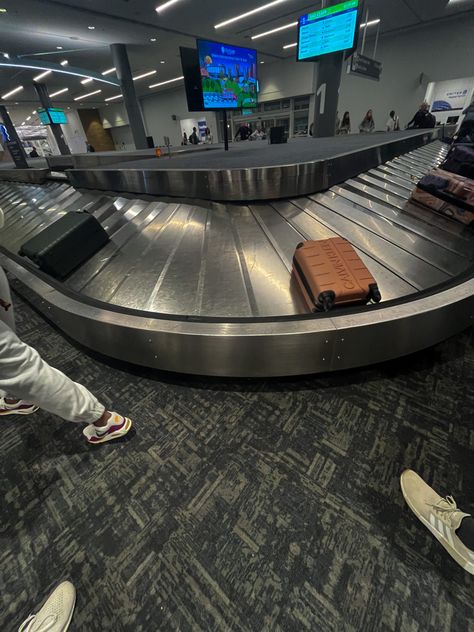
101, 103, 129, 129
337, 13, 474, 130
258, 58, 315, 102
140, 87, 217, 147
110, 126, 135, 151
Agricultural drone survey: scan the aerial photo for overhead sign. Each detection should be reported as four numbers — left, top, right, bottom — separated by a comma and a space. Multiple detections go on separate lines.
348, 52, 382, 81
430, 79, 471, 112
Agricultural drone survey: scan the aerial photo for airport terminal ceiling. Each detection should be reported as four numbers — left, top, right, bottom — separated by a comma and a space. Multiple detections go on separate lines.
0, 0, 474, 118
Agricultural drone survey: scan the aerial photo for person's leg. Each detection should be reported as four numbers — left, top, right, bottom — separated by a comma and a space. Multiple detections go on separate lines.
0, 266, 15, 332
0, 319, 132, 443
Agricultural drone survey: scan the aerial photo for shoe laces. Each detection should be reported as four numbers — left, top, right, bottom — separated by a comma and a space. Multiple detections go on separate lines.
430, 495, 461, 527
18, 613, 57, 632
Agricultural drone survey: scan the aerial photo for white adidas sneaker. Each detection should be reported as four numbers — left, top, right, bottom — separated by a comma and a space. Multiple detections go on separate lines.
18, 580, 76, 631
401, 469, 474, 575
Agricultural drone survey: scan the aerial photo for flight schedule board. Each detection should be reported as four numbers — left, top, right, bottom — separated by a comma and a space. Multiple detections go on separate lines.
298, 0, 359, 61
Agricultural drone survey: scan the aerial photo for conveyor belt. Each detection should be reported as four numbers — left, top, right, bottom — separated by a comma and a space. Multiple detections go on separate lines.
0, 140, 472, 376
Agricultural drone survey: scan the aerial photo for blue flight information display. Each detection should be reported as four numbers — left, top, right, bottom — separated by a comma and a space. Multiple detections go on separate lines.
198, 39, 258, 110
298, 0, 359, 61
48, 108, 67, 124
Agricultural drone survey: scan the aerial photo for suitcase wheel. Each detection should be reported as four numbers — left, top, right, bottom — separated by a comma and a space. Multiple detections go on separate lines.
296, 242, 305, 249
318, 290, 336, 312
368, 283, 382, 304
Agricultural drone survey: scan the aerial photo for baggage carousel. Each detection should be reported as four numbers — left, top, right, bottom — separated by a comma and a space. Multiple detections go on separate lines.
0, 133, 472, 376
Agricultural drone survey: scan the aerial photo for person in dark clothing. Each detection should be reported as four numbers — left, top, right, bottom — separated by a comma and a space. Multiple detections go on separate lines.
234, 124, 251, 141
189, 127, 199, 145
406, 103, 436, 129
29, 147, 39, 158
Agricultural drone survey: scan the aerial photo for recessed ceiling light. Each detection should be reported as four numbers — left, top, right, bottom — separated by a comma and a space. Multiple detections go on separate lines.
101, 67, 116, 76
160, 60, 165, 64
155, 0, 182, 13
150, 38, 157, 42
74, 89, 101, 101
81, 78, 93, 85
282, 42, 297, 49
60, 60, 68, 66
3, 52, 9, 58
26, 116, 31, 121
88, 25, 95, 30
50, 87, 69, 97
105, 94, 122, 101
215, 0, 290, 29
32, 110, 36, 114
1, 85, 23, 99
33, 70, 52, 81
251, 21, 297, 40
56, 46, 63, 50
260, 60, 265, 64
133, 70, 157, 81
0, 8, 7, 13
149, 75, 183, 88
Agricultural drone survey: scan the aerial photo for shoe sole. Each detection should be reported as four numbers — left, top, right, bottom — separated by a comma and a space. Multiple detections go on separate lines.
400, 474, 474, 575
0, 406, 39, 416
86, 417, 132, 445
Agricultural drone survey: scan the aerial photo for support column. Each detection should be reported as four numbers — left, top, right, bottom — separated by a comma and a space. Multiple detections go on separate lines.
0, 105, 29, 168
110, 43, 148, 150
312, 52, 344, 138
34, 83, 71, 155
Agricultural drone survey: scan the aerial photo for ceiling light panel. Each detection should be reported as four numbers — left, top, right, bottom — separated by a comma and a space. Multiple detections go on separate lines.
74, 89, 101, 101
1, 85, 23, 99
283, 42, 297, 49
133, 70, 157, 80
81, 78, 93, 85
215, 0, 291, 29
251, 21, 297, 40
149, 76, 183, 88
50, 87, 69, 97
33, 70, 51, 81
156, 0, 183, 13
102, 67, 116, 75
105, 94, 122, 101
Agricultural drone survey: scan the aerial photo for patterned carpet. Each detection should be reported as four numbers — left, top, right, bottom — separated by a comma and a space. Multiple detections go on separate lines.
1, 291, 473, 632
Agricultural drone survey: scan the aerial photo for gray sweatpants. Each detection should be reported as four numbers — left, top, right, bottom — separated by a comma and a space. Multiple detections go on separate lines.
0, 267, 104, 423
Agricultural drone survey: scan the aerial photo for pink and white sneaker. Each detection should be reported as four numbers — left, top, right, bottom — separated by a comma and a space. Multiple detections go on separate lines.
0, 397, 38, 416
82, 412, 132, 445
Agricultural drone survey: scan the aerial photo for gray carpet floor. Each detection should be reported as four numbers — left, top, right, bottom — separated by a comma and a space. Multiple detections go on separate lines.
1, 291, 473, 631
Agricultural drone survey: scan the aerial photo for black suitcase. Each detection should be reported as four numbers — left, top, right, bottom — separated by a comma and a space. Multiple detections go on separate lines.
19, 212, 109, 279
269, 126, 287, 144
441, 144, 474, 179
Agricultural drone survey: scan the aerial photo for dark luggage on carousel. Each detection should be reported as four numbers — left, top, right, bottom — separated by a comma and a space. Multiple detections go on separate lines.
411, 167, 474, 225
292, 237, 381, 312
19, 212, 109, 279
269, 126, 287, 144
441, 144, 474, 179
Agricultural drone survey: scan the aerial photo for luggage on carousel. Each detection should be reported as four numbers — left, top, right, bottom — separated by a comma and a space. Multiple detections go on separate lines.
292, 237, 382, 313
19, 212, 109, 279
411, 167, 474, 225
441, 144, 474, 179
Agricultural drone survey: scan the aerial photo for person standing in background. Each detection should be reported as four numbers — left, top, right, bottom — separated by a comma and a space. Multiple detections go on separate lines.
338, 111, 351, 135
386, 110, 400, 131
189, 127, 199, 145
406, 102, 436, 129
359, 109, 375, 133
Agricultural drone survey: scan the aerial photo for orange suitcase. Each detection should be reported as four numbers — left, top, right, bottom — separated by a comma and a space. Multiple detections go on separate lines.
292, 238, 381, 312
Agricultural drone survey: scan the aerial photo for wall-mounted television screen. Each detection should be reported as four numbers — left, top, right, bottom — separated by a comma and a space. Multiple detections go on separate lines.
197, 39, 258, 110
298, 0, 360, 62
48, 108, 67, 124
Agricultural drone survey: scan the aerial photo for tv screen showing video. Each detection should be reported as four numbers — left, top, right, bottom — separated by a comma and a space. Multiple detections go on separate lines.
197, 39, 258, 110
298, 0, 359, 61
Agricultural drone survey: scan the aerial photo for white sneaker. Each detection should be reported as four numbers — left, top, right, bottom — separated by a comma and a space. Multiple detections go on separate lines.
18, 580, 76, 632
0, 397, 38, 416
400, 470, 474, 574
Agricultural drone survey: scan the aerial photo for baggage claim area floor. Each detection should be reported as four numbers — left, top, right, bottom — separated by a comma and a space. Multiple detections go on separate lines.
0, 132, 473, 631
